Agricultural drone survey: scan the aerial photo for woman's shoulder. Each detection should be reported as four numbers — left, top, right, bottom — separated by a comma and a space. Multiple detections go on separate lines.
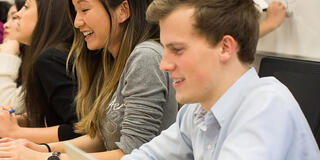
125, 40, 163, 66
35, 48, 70, 69
37, 48, 69, 63
39, 48, 68, 58
123, 40, 164, 75
130, 40, 163, 58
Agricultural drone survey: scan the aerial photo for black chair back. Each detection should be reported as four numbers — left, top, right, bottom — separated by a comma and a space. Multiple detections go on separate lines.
259, 56, 320, 147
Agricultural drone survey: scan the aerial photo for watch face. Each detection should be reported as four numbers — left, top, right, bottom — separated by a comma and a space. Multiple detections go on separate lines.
48, 156, 60, 160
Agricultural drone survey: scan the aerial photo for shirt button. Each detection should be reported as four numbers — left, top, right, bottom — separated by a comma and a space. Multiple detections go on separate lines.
208, 144, 212, 150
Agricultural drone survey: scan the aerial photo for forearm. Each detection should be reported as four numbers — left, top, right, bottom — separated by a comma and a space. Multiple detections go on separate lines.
49, 135, 105, 153
90, 149, 125, 160
9, 126, 59, 143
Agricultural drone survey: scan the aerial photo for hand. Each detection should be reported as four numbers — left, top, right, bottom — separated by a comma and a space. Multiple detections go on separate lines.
0, 106, 13, 111
0, 108, 20, 138
0, 138, 48, 152
0, 138, 50, 160
265, 1, 286, 29
0, 39, 20, 56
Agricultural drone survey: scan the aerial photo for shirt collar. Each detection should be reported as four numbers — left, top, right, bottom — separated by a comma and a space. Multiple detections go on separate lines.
209, 67, 259, 127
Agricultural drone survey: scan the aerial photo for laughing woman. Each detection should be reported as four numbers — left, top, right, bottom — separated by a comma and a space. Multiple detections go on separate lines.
0, 0, 177, 160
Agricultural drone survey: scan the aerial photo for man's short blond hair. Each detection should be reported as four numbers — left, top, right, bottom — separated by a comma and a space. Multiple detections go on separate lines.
146, 0, 260, 64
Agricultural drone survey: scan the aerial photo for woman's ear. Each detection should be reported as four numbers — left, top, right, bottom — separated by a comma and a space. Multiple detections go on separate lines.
117, 0, 130, 23
219, 35, 237, 63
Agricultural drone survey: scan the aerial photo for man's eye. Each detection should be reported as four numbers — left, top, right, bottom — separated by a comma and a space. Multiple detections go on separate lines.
172, 48, 183, 54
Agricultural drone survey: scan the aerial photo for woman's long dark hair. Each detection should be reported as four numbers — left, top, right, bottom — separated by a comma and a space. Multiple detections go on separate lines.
22, 0, 74, 127
15, 0, 25, 11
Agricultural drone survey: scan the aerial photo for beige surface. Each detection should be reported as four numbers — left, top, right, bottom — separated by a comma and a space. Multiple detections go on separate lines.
64, 142, 97, 160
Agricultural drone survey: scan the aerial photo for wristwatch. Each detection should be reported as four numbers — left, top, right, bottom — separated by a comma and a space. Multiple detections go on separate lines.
48, 152, 61, 160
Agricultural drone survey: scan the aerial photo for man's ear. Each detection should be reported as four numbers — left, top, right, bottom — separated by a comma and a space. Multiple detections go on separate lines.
219, 35, 237, 63
116, 0, 130, 23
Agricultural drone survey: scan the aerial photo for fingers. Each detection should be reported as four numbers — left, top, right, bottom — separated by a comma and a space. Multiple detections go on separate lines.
0, 107, 17, 119
0, 146, 11, 152
0, 109, 11, 118
0, 109, 10, 117
268, 1, 286, 12
0, 140, 22, 159
0, 141, 13, 159
269, 1, 285, 7
0, 140, 43, 160
0, 139, 16, 148
0, 142, 11, 148
0, 150, 12, 159
0, 142, 15, 159
0, 106, 13, 112
0, 138, 14, 144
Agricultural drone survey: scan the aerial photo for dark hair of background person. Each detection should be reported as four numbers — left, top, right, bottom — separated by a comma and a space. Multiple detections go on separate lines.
15, 0, 25, 10
0, 1, 11, 23
66, 0, 160, 137
21, 0, 74, 127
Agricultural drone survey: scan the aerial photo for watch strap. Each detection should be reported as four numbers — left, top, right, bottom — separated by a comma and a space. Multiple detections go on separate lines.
48, 152, 61, 160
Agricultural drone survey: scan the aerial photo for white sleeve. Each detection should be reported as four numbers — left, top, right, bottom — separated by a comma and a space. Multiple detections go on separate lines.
0, 53, 25, 114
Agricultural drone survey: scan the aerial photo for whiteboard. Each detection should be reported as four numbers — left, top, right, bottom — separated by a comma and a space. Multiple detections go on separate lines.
257, 0, 320, 59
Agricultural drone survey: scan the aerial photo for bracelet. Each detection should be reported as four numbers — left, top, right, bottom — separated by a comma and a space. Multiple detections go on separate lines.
39, 143, 51, 152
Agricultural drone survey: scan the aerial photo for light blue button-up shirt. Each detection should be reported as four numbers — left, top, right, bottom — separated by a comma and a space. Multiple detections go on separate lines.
122, 68, 320, 160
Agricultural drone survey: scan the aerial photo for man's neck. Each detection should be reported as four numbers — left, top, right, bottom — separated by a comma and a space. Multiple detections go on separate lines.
201, 63, 250, 112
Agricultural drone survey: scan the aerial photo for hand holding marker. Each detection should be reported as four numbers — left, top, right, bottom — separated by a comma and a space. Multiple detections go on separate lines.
8, 109, 16, 114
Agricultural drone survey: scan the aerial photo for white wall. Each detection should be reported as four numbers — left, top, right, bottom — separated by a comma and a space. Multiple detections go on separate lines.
257, 0, 320, 59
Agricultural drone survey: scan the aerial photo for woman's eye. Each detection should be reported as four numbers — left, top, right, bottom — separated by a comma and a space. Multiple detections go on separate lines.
81, 9, 89, 12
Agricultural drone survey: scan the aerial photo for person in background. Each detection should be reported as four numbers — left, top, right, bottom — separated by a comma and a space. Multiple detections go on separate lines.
0, 22, 4, 43
121, 0, 320, 159
0, 0, 82, 143
0, 0, 11, 43
0, 0, 177, 160
0, 0, 26, 114
259, 1, 286, 38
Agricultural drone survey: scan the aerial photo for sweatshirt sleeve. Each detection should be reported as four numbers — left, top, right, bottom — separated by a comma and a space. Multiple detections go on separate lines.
35, 49, 81, 140
0, 53, 25, 114
115, 45, 169, 154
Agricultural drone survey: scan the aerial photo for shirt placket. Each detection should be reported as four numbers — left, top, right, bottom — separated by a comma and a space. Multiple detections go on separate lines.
202, 113, 220, 159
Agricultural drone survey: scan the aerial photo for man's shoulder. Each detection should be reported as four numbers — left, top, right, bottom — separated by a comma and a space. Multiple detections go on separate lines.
251, 76, 297, 105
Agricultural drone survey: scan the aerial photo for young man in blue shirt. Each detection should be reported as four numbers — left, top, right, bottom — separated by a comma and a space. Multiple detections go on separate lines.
122, 0, 320, 159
